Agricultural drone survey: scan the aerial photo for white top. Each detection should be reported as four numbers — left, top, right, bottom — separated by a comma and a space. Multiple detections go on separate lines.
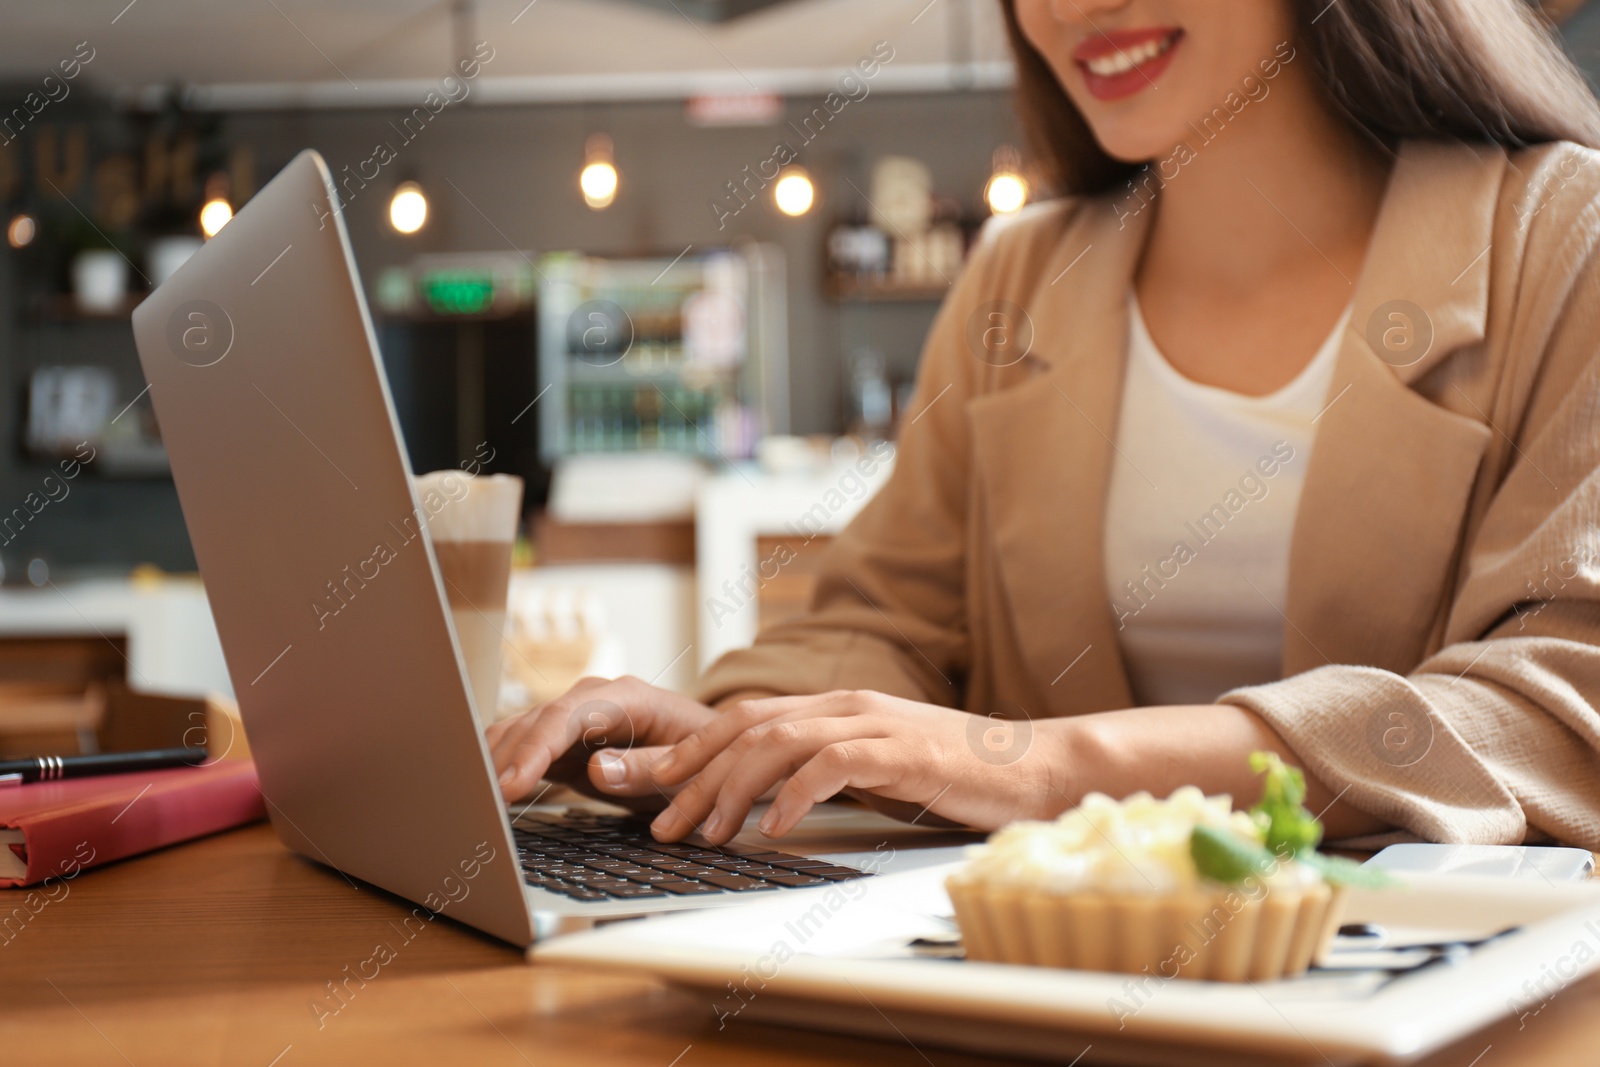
1103, 296, 1347, 706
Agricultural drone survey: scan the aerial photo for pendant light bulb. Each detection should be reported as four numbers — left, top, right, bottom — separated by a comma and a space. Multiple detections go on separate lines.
389, 180, 429, 234
984, 145, 1029, 215
580, 133, 619, 210
774, 166, 816, 217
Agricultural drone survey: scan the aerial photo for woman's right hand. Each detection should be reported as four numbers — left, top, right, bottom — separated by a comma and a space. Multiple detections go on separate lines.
486, 675, 718, 809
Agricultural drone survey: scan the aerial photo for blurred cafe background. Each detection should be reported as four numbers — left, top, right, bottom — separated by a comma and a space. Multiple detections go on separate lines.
0, 0, 1597, 754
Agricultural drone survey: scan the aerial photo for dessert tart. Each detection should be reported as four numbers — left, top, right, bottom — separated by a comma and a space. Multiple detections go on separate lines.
947, 753, 1386, 981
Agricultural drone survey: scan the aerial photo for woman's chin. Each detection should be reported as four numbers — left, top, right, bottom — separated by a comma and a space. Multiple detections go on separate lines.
1078, 115, 1197, 170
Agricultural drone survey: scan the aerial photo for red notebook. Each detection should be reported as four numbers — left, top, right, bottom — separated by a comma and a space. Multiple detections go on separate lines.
0, 761, 266, 887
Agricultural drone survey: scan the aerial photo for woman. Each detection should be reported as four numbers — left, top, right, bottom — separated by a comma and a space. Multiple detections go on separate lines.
490, 0, 1600, 850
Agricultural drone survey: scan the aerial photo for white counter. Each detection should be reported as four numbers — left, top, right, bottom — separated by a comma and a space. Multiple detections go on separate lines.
0, 577, 234, 699
695, 451, 894, 671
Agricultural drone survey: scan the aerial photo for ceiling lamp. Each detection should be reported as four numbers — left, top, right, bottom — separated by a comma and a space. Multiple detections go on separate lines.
580, 133, 619, 210
6, 213, 36, 248
389, 180, 429, 234
984, 146, 1028, 216
200, 171, 233, 238
199, 198, 233, 237
773, 166, 815, 217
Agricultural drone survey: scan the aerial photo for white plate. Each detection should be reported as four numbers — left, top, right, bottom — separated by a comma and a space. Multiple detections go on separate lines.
532, 861, 1600, 1065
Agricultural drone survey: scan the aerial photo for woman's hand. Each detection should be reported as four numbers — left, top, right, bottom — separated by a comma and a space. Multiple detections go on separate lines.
646, 690, 1069, 844
486, 675, 718, 809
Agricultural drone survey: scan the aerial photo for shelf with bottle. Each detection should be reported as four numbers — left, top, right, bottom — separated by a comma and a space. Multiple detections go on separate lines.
563, 340, 699, 382
22, 364, 170, 479
563, 381, 723, 456
537, 246, 786, 465
824, 207, 977, 303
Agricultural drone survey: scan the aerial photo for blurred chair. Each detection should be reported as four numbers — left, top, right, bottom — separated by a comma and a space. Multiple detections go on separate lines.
0, 631, 248, 761
0, 635, 125, 756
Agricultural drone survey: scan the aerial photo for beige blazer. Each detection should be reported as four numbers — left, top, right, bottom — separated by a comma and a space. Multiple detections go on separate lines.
697, 140, 1600, 848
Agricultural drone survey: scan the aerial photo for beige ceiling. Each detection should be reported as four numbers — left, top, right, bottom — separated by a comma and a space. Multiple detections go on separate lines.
0, 0, 1014, 105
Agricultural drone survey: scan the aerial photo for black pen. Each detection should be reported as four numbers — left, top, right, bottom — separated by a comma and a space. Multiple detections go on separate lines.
0, 747, 208, 786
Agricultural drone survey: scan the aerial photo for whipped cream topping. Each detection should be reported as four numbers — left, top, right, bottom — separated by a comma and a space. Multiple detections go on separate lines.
950, 786, 1316, 894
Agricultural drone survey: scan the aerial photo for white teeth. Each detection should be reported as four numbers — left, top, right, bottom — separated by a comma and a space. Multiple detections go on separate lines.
1084, 34, 1174, 77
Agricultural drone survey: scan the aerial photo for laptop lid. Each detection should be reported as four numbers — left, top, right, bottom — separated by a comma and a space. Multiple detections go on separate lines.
131, 149, 534, 946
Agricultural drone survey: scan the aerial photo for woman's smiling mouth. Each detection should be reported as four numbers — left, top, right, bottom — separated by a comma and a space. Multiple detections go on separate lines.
1074, 27, 1184, 101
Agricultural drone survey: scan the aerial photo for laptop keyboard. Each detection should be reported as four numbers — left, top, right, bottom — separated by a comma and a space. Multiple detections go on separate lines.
514, 810, 872, 902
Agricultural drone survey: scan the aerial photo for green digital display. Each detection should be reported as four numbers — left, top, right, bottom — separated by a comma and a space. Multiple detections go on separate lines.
421, 272, 496, 316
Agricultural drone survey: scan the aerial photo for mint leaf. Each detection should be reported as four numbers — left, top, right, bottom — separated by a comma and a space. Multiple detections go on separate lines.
1190, 824, 1276, 885
1249, 751, 1323, 857
1249, 750, 1306, 808
1190, 755, 1399, 892
1298, 850, 1401, 890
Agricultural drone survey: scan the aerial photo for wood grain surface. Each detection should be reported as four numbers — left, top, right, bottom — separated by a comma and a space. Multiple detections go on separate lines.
2, 823, 1597, 1066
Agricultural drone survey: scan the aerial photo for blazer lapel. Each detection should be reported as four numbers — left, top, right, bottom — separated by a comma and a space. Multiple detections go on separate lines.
968, 141, 1504, 709
969, 199, 1150, 715
1283, 142, 1501, 673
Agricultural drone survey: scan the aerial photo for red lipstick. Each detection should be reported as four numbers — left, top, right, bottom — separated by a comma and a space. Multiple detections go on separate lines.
1073, 27, 1183, 102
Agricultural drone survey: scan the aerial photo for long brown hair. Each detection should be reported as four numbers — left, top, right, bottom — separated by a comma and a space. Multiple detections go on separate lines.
1000, 0, 1600, 196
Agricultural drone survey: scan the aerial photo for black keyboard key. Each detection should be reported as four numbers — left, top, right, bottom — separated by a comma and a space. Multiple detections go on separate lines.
803, 865, 872, 878
764, 873, 829, 887
605, 885, 669, 899
697, 874, 780, 892
554, 887, 609, 901
767, 858, 837, 870
658, 881, 732, 895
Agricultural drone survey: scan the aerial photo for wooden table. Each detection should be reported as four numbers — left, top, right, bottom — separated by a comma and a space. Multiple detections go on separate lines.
3, 823, 1598, 1066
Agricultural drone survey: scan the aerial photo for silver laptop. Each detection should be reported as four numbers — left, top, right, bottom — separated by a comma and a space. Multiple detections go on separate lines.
130, 149, 967, 947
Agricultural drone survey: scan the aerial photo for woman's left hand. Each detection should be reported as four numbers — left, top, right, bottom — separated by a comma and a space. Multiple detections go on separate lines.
646, 690, 1068, 844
